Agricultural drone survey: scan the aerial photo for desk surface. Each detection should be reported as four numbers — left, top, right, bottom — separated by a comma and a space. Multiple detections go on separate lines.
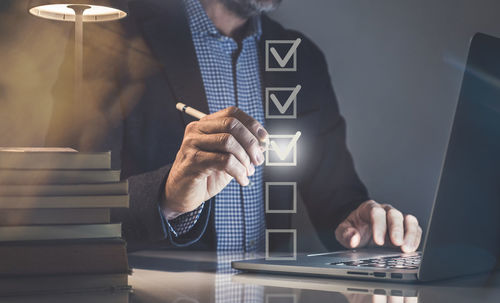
128, 250, 500, 303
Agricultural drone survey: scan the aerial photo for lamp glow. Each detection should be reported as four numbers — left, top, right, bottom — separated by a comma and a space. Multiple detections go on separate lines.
29, 4, 126, 22
27, 1, 127, 109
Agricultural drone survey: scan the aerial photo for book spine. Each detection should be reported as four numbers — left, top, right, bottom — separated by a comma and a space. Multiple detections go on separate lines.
0, 274, 129, 295
0, 170, 121, 185
0, 152, 111, 170
0, 224, 122, 242
0, 208, 111, 226
0, 241, 129, 276
0, 195, 129, 209
0, 181, 128, 196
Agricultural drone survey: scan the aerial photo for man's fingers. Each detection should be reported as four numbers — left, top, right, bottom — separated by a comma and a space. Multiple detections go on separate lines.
232, 107, 268, 142
195, 117, 264, 165
356, 201, 386, 246
203, 106, 268, 145
348, 229, 361, 248
383, 204, 404, 247
370, 204, 387, 246
187, 150, 249, 186
335, 222, 361, 249
187, 133, 254, 176
402, 215, 422, 252
347, 200, 422, 251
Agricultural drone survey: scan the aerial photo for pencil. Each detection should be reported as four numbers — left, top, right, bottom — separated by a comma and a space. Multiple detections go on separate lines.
176, 102, 268, 149
176, 102, 207, 120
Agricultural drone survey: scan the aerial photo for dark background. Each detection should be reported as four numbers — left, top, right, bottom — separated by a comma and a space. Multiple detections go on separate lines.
1, 0, 499, 250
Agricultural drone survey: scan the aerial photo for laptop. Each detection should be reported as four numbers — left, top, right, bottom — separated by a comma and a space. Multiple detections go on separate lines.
232, 32, 500, 282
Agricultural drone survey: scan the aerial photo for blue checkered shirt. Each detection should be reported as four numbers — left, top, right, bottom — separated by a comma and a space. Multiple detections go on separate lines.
166, 0, 266, 252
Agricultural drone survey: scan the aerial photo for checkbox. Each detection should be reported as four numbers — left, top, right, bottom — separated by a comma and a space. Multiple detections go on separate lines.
266, 294, 298, 303
265, 182, 297, 214
265, 229, 297, 261
265, 85, 301, 119
265, 38, 302, 72
265, 131, 301, 166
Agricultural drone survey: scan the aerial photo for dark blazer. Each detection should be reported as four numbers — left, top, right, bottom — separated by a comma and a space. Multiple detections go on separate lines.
46, 0, 369, 251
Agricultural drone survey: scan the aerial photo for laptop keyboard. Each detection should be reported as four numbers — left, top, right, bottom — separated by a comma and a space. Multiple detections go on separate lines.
330, 253, 421, 270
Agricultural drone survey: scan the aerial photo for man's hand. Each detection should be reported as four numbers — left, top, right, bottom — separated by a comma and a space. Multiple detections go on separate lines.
335, 200, 422, 253
162, 106, 268, 220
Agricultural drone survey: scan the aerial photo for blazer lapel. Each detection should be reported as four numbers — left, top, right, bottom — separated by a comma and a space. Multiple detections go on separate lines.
128, 0, 209, 121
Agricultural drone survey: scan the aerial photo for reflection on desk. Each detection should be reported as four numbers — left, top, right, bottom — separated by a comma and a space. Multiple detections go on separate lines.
127, 250, 500, 303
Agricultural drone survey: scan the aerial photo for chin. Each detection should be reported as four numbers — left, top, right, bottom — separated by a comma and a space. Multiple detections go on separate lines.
221, 0, 283, 18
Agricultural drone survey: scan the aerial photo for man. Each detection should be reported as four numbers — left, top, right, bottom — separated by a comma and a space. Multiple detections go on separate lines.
47, 0, 422, 253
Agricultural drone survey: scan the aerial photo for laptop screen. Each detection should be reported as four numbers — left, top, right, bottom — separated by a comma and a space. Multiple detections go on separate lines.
419, 33, 500, 281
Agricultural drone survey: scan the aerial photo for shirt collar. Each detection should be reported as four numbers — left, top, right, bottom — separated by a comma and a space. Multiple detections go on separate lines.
183, 0, 262, 40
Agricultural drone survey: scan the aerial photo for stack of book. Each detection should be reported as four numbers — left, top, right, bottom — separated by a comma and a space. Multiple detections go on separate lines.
0, 148, 130, 296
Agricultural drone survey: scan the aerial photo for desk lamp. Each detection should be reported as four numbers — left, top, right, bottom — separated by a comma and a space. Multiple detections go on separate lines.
27, 0, 127, 105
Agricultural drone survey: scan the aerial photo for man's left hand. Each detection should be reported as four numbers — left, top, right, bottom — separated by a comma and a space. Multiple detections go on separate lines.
335, 200, 422, 253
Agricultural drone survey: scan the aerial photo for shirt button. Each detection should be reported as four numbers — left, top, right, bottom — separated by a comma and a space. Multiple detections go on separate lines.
249, 240, 255, 246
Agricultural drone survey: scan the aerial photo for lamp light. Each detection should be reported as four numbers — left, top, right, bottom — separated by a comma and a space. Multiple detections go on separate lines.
28, 0, 127, 22
27, 0, 127, 105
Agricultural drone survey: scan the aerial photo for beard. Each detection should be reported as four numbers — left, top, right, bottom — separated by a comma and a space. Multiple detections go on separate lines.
219, 0, 282, 18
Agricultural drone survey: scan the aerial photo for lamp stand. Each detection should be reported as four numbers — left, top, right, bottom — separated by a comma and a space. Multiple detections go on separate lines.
68, 5, 90, 105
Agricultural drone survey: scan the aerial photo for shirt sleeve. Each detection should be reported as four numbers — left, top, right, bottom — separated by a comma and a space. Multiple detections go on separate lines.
159, 203, 205, 237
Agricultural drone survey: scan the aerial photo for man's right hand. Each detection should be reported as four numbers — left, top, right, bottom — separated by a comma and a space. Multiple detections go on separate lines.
162, 106, 268, 220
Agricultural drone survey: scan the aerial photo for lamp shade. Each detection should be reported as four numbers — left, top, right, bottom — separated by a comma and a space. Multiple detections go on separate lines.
28, 0, 128, 22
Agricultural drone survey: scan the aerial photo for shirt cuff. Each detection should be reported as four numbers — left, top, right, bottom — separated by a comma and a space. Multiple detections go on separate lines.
158, 203, 205, 237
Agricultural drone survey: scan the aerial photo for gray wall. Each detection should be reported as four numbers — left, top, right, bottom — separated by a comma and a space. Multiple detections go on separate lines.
270, 0, 500, 249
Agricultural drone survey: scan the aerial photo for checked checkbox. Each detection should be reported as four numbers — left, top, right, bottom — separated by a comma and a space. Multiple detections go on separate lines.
265, 38, 302, 72
265, 85, 301, 119
265, 131, 301, 166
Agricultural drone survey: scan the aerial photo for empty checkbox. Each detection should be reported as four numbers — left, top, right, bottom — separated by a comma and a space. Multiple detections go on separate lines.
265, 229, 297, 261
265, 182, 297, 214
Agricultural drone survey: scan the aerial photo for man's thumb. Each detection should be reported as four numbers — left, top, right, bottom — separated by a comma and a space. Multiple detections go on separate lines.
336, 224, 361, 249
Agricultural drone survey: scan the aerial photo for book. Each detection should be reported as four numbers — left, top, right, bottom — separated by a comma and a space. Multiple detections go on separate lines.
0, 208, 111, 226
0, 195, 129, 209
0, 224, 122, 242
0, 169, 121, 185
0, 273, 129, 297
0, 148, 111, 170
1, 289, 130, 303
0, 239, 129, 276
0, 181, 128, 196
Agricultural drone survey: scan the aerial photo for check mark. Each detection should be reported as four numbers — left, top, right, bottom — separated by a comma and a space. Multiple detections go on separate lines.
269, 85, 302, 114
269, 131, 302, 161
270, 38, 302, 68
